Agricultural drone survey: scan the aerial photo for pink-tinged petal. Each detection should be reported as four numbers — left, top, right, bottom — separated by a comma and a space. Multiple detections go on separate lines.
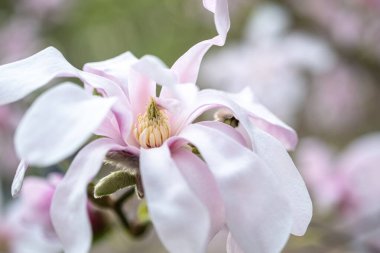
198, 121, 248, 148
170, 0, 230, 84
229, 88, 298, 150
11, 160, 28, 197
132, 55, 177, 87
102, 100, 135, 147
180, 124, 292, 253
51, 138, 122, 253
253, 128, 312, 236
226, 233, 244, 253
172, 147, 225, 239
15, 83, 116, 167
83, 51, 138, 96
94, 112, 125, 143
128, 68, 156, 118
140, 144, 210, 253
176, 89, 255, 149
0, 47, 126, 105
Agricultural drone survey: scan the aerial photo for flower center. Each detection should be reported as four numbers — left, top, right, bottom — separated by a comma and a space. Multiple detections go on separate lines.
134, 98, 170, 148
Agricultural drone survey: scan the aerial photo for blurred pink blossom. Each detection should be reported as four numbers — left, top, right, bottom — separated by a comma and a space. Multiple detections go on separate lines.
201, 4, 335, 126
0, 176, 62, 253
304, 65, 374, 135
296, 134, 380, 249
296, 134, 380, 219
288, 0, 380, 59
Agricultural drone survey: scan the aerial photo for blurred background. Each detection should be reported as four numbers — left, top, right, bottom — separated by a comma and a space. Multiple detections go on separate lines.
0, 0, 380, 252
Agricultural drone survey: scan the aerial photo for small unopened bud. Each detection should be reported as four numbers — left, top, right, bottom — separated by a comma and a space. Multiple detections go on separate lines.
214, 109, 239, 128
134, 98, 171, 148
94, 170, 136, 198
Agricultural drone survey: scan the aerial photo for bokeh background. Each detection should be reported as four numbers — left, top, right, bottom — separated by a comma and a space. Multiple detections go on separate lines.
0, 0, 380, 252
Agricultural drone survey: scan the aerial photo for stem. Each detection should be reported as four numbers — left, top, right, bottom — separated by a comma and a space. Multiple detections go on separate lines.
113, 187, 150, 238
88, 184, 151, 238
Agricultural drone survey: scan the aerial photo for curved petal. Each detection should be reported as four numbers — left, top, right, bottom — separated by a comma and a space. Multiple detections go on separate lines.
253, 128, 312, 236
0, 47, 125, 105
178, 89, 297, 150
180, 124, 292, 253
51, 138, 122, 253
176, 89, 255, 149
172, 147, 225, 239
170, 0, 230, 84
11, 160, 28, 197
139, 144, 210, 253
15, 83, 116, 167
83, 51, 138, 96
198, 121, 248, 148
132, 55, 177, 87
229, 88, 298, 150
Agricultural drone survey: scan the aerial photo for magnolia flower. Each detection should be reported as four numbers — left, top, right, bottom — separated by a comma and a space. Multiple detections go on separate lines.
0, 1, 311, 253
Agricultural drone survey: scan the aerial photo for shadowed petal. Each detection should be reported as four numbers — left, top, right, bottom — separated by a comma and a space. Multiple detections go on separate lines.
172, 147, 225, 239
51, 138, 123, 253
180, 124, 292, 253
15, 83, 116, 167
253, 128, 312, 236
140, 144, 210, 253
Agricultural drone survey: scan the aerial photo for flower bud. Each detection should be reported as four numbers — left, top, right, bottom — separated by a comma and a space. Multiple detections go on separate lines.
134, 98, 170, 148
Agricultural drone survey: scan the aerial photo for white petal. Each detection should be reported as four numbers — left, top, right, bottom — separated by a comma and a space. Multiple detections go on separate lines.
170, 0, 230, 84
132, 55, 177, 87
127, 67, 156, 117
51, 138, 122, 253
180, 124, 292, 253
0, 47, 75, 105
83, 51, 138, 95
15, 83, 116, 167
177, 89, 255, 149
0, 47, 126, 105
11, 160, 28, 197
230, 87, 298, 150
140, 144, 210, 253
172, 148, 225, 239
226, 233, 244, 253
253, 128, 312, 236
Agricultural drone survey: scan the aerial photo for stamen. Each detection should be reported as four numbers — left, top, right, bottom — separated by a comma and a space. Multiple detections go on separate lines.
214, 109, 239, 128
134, 98, 171, 148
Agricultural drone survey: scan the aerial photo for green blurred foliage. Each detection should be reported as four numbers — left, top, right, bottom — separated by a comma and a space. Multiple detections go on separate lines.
44, 0, 219, 67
